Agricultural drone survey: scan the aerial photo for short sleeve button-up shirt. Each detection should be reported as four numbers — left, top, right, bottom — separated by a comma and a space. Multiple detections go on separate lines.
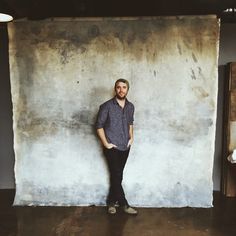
96, 97, 134, 151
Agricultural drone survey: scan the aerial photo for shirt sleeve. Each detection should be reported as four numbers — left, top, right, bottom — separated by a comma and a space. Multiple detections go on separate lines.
129, 104, 135, 125
96, 104, 109, 129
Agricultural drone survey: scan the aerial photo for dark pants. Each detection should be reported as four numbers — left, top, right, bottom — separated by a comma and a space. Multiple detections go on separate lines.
103, 147, 130, 207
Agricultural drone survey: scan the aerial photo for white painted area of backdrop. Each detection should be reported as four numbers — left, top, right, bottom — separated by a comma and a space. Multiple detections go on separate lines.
8, 16, 219, 207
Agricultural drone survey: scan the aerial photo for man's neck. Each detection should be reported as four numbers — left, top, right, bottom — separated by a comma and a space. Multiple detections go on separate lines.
116, 97, 126, 108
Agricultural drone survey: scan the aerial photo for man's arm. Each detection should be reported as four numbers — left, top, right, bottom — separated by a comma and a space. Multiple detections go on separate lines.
127, 125, 133, 147
97, 128, 117, 149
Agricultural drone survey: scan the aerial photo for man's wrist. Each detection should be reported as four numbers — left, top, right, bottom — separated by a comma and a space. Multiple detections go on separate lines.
104, 143, 109, 148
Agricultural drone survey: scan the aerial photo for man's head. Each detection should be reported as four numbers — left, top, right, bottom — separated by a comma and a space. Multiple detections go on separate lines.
114, 78, 130, 100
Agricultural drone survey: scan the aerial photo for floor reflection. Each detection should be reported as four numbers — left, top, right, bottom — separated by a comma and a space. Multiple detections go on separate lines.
14, 204, 236, 236
16, 206, 131, 236
1, 191, 236, 236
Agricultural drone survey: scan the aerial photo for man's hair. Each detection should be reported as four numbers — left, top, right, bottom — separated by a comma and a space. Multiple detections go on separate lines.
114, 78, 130, 90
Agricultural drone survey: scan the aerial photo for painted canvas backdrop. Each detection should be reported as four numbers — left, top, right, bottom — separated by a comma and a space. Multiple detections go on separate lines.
8, 16, 219, 207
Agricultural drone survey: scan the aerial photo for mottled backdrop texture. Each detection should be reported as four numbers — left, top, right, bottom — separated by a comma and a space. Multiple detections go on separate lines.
8, 16, 219, 207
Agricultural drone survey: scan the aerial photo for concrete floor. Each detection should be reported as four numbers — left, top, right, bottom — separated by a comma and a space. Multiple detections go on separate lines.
0, 190, 236, 236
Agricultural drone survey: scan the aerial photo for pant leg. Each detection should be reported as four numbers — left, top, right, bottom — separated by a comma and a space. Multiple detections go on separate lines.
117, 149, 129, 205
104, 148, 130, 206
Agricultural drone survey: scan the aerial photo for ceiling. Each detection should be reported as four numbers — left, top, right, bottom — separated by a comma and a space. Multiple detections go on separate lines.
0, 0, 236, 22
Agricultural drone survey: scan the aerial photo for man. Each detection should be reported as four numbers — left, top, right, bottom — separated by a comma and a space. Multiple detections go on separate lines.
96, 78, 138, 215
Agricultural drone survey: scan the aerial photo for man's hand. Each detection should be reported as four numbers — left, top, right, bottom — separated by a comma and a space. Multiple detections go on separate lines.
105, 143, 117, 149
127, 138, 133, 148
127, 125, 134, 148
97, 128, 117, 149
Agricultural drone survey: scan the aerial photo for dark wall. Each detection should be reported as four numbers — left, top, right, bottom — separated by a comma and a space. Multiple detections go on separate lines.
0, 23, 15, 189
213, 23, 236, 190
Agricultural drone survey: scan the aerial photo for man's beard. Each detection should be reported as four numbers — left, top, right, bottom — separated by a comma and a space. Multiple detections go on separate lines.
116, 93, 127, 100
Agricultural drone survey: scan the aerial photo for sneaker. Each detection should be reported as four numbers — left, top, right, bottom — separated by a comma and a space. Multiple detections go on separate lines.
108, 204, 116, 214
123, 205, 138, 215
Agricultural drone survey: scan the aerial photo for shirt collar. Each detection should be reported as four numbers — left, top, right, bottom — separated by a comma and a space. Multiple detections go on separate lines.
112, 96, 129, 106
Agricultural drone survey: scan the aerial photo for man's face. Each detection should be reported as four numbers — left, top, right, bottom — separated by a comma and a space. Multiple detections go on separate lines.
115, 82, 129, 100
